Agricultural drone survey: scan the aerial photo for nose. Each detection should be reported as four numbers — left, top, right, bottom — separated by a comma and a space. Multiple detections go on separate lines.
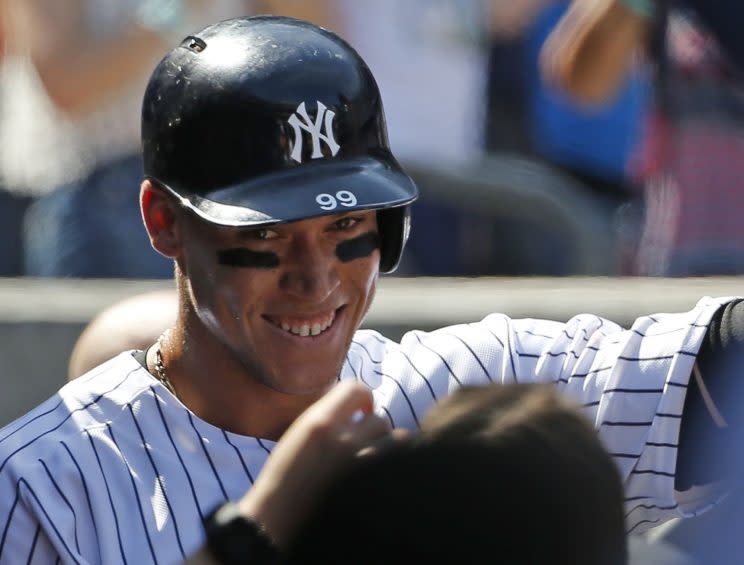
280, 234, 340, 302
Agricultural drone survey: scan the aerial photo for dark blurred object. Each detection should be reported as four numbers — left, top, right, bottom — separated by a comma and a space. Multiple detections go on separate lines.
23, 154, 170, 277
484, 35, 532, 154
0, 191, 32, 276
401, 155, 617, 276
677, 0, 744, 71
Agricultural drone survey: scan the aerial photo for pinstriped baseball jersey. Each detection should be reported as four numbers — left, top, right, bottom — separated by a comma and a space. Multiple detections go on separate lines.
0, 296, 734, 564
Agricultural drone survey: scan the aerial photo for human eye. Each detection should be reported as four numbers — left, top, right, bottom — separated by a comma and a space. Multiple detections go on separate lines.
333, 216, 364, 231
244, 227, 279, 241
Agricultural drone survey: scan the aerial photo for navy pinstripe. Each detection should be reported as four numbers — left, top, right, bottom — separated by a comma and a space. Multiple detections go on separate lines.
222, 430, 256, 485
127, 403, 186, 559
17, 479, 82, 565
411, 333, 464, 386
37, 459, 80, 554
26, 525, 40, 565
151, 388, 206, 521
107, 422, 159, 564
60, 441, 100, 549
187, 413, 229, 502
86, 430, 128, 564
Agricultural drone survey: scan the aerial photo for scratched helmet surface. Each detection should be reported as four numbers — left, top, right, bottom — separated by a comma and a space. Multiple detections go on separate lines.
141, 15, 418, 272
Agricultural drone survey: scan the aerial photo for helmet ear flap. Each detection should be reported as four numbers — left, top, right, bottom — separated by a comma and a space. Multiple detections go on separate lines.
377, 206, 411, 273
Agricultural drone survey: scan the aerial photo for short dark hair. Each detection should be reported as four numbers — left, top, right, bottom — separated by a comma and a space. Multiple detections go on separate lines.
285, 384, 627, 565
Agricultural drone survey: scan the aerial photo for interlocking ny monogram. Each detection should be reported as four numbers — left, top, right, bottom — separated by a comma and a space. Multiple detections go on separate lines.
287, 101, 341, 163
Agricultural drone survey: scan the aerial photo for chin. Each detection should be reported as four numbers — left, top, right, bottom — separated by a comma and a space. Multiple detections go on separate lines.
263, 377, 337, 397
259, 364, 342, 396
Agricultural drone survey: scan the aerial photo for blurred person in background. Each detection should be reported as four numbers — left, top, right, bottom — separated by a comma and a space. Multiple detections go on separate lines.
336, 0, 492, 276
485, 0, 650, 274
543, 0, 744, 276
2, 0, 248, 279
339, 0, 487, 169
7, 0, 337, 279
0, 0, 40, 276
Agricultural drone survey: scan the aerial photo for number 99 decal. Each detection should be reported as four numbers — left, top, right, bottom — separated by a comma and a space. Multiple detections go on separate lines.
315, 190, 358, 210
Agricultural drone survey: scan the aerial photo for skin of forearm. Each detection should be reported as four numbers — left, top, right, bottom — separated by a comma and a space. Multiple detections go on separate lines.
32, 28, 168, 115
3, 0, 171, 115
543, 0, 650, 104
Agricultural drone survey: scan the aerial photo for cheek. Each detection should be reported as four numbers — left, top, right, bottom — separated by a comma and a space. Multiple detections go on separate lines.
346, 255, 379, 312
187, 258, 263, 329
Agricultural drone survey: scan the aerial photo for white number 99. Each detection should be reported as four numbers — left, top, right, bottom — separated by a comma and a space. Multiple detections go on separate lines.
316, 193, 337, 210
336, 190, 357, 207
315, 190, 358, 210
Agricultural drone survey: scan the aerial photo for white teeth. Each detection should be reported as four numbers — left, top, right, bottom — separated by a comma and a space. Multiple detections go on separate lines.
278, 311, 336, 337
322, 311, 335, 330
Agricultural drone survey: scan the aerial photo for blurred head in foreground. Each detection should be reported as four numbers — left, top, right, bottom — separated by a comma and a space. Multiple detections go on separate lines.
286, 383, 627, 565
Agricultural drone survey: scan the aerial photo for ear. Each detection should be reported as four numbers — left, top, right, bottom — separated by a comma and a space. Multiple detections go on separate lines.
140, 180, 180, 258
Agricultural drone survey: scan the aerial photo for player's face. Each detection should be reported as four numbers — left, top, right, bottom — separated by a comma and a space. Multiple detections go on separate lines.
179, 210, 380, 394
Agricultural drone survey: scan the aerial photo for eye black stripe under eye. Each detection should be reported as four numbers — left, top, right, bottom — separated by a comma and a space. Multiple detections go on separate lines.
217, 248, 279, 269
336, 232, 380, 263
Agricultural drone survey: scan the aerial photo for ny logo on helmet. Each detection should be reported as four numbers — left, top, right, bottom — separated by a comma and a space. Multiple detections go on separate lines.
287, 101, 341, 163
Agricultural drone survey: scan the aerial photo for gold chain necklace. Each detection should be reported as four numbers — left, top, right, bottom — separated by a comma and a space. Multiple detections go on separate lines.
154, 334, 178, 397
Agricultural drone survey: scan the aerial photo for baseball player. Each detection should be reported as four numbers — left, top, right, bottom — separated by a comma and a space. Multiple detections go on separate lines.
0, 15, 742, 564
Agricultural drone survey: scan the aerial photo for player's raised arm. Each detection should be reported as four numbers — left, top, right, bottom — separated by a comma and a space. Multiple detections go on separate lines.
377, 295, 738, 531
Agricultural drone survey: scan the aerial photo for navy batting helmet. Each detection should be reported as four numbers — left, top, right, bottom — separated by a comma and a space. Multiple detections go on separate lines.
141, 16, 418, 273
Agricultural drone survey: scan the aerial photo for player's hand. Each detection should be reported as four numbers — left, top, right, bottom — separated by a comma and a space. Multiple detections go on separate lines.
236, 381, 392, 548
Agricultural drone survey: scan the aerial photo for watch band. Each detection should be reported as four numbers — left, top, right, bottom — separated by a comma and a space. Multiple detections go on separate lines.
203, 501, 279, 565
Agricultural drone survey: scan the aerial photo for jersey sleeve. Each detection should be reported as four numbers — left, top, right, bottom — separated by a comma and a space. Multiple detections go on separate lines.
375, 295, 737, 533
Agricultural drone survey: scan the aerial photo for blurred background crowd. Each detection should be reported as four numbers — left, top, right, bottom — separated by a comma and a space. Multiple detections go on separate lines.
0, 0, 742, 280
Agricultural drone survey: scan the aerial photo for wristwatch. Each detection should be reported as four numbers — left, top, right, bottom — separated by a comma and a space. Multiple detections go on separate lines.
203, 501, 279, 564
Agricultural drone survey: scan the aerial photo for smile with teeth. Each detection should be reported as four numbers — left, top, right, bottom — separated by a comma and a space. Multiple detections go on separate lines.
270, 310, 337, 337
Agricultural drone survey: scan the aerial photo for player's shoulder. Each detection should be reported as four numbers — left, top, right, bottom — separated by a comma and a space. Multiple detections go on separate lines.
350, 329, 392, 359
0, 351, 156, 469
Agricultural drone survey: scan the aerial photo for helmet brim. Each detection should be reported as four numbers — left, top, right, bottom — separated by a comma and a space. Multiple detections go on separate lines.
150, 156, 418, 227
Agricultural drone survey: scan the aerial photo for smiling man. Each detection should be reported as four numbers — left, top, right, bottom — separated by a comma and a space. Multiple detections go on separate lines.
0, 15, 743, 565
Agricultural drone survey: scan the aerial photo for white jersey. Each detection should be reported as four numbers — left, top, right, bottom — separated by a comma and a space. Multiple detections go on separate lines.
0, 296, 733, 564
